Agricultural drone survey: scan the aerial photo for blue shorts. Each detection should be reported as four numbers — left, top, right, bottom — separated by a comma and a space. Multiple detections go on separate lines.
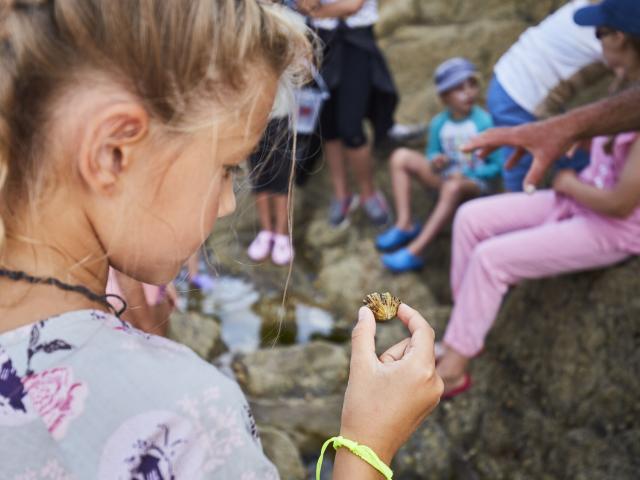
441, 163, 491, 194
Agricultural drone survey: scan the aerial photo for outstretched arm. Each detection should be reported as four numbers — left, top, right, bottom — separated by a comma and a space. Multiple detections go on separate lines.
298, 0, 366, 19
463, 85, 640, 189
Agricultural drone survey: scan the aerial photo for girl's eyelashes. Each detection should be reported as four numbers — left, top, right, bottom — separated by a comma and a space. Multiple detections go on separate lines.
223, 164, 244, 179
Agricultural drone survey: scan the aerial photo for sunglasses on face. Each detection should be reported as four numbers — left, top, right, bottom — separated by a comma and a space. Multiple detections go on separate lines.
595, 27, 615, 40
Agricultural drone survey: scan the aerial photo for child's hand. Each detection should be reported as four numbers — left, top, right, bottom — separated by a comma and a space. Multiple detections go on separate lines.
339, 304, 444, 464
432, 154, 449, 171
296, 0, 320, 14
553, 169, 579, 196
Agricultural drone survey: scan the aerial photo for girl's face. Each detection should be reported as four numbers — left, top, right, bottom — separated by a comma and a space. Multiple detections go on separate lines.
95, 78, 279, 284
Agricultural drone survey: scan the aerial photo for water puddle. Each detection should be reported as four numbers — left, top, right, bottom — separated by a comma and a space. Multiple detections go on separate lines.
176, 274, 335, 354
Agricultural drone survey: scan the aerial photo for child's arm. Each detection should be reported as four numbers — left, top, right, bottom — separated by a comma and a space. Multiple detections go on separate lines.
468, 108, 502, 179
426, 113, 446, 162
554, 137, 640, 218
331, 305, 443, 479
301, 0, 366, 18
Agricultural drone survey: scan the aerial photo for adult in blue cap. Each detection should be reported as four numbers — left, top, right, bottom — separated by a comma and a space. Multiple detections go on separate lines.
461, 0, 640, 189
486, 1, 605, 192
575, 0, 640, 82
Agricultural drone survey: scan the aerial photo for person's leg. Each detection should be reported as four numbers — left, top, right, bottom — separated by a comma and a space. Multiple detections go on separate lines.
487, 75, 537, 192
450, 191, 558, 298
389, 148, 442, 230
255, 192, 273, 233
440, 215, 630, 390
335, 41, 379, 204
407, 177, 479, 255
273, 194, 289, 235
325, 140, 349, 199
346, 143, 375, 199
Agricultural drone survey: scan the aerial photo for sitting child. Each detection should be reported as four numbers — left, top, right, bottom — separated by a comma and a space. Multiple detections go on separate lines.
377, 57, 501, 273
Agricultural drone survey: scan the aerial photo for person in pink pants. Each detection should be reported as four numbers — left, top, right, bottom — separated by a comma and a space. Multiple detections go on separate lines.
437, 0, 640, 398
438, 129, 640, 397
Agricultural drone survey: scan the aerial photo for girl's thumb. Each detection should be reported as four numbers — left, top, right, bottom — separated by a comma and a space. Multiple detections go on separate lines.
351, 307, 376, 362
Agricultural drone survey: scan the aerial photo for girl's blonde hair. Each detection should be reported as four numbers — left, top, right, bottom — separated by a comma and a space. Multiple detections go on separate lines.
0, 0, 311, 253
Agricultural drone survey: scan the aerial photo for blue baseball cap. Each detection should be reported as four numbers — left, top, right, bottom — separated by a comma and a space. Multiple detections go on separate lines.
434, 57, 478, 95
574, 0, 640, 37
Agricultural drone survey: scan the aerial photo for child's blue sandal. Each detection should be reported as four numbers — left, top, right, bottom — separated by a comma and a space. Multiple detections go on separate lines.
382, 248, 425, 273
375, 224, 421, 251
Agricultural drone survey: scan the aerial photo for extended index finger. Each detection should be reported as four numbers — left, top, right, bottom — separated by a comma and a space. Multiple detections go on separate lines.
461, 127, 507, 154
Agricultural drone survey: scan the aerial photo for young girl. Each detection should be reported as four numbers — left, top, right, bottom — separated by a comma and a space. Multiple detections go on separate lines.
0, 1, 442, 477
437, 0, 640, 398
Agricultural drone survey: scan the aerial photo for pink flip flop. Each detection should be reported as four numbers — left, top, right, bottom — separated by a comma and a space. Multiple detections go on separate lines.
442, 373, 472, 400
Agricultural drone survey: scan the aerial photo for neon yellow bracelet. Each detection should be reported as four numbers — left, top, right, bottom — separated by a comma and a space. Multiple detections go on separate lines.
316, 435, 393, 480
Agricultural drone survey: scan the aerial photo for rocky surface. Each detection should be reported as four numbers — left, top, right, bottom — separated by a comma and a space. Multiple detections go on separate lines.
167, 311, 227, 360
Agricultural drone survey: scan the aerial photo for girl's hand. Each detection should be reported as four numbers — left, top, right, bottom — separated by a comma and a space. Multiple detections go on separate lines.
553, 169, 579, 196
339, 304, 444, 464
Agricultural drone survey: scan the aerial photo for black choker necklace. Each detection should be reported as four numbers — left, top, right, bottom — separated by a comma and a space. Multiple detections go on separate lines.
0, 268, 127, 317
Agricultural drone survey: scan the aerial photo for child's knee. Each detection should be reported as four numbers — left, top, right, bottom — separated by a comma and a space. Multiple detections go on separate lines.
441, 178, 464, 198
390, 148, 411, 169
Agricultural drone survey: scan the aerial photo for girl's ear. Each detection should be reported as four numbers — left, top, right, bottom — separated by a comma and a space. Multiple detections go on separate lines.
77, 102, 149, 194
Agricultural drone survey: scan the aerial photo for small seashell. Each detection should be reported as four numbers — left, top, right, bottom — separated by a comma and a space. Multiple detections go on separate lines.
362, 292, 401, 322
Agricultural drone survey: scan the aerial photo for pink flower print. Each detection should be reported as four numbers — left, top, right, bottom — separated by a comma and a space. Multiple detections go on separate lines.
22, 367, 88, 440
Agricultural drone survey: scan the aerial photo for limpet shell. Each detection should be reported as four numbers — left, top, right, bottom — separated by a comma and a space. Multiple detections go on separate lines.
362, 292, 401, 322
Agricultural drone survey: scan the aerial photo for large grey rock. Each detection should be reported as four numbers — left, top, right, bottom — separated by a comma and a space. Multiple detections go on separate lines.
232, 341, 349, 398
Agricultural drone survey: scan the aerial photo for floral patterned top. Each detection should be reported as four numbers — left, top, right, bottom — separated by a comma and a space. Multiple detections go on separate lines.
0, 309, 278, 480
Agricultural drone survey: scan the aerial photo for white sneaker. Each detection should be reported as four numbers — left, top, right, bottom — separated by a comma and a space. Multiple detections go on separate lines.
271, 234, 294, 266
247, 231, 274, 262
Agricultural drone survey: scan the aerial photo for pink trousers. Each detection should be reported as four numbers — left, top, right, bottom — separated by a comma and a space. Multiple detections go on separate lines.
443, 191, 630, 357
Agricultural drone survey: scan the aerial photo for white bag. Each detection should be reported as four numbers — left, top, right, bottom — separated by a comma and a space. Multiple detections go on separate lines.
294, 68, 329, 135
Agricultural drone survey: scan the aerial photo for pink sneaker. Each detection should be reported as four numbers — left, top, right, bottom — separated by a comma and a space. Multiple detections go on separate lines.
271, 233, 294, 266
248, 231, 274, 262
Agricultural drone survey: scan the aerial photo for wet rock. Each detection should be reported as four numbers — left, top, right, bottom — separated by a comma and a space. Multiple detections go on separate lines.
250, 395, 343, 457
259, 425, 306, 480
232, 341, 349, 398
167, 311, 227, 360
393, 421, 454, 480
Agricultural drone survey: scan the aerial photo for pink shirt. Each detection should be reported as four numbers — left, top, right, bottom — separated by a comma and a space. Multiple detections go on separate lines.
555, 132, 640, 253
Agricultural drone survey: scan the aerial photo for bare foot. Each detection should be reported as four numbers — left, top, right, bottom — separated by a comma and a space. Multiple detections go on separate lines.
436, 345, 470, 395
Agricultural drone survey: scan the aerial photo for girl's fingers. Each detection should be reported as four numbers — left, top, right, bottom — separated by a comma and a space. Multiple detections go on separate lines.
396, 304, 436, 364
350, 307, 377, 365
379, 338, 411, 364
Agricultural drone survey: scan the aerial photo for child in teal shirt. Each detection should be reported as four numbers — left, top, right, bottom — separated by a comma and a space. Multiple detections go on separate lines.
377, 57, 501, 273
